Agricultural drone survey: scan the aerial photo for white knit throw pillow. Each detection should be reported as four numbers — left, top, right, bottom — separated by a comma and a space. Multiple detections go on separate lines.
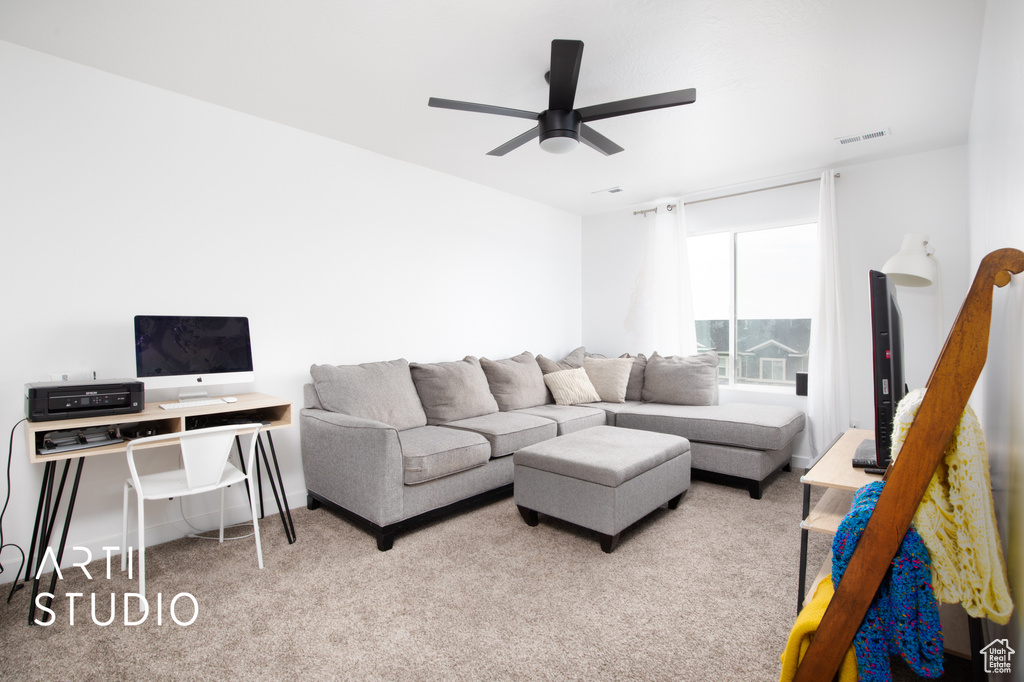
543, 367, 601, 405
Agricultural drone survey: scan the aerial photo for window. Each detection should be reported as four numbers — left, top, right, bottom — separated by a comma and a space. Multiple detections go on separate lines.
760, 357, 786, 382
689, 223, 816, 387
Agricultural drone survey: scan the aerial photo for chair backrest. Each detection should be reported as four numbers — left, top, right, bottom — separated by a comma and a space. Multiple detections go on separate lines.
126, 423, 263, 491
179, 427, 242, 489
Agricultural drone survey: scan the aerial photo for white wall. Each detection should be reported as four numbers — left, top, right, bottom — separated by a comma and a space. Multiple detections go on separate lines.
0, 41, 582, 576
834, 146, 971, 430
966, 0, 1024, 657
582, 146, 971, 468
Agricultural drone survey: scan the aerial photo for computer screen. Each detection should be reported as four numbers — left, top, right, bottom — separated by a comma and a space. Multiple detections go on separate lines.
134, 315, 254, 399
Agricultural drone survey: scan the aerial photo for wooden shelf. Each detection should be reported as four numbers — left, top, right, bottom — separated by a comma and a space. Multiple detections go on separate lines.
26, 392, 292, 463
801, 487, 855, 534
800, 428, 879, 490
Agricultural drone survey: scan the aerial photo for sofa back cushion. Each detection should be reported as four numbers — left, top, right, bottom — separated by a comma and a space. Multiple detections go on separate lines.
479, 351, 550, 411
641, 351, 720, 406
583, 356, 634, 403
620, 353, 647, 401
310, 359, 428, 430
410, 356, 500, 425
536, 346, 587, 374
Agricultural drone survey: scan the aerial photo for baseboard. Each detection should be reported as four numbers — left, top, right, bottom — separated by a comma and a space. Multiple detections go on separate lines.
791, 454, 811, 471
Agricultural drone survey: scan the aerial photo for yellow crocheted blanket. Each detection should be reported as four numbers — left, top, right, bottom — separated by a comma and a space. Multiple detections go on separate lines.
891, 388, 1014, 624
779, 574, 858, 682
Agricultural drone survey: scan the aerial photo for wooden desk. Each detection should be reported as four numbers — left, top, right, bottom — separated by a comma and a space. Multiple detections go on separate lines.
24, 392, 294, 624
26, 392, 292, 462
797, 428, 879, 611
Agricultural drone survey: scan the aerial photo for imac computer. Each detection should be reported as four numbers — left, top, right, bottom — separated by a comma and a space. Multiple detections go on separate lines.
854, 271, 907, 471
134, 315, 254, 402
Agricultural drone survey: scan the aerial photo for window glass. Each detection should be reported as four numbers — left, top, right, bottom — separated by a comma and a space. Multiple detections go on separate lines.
689, 233, 731, 381
690, 223, 815, 387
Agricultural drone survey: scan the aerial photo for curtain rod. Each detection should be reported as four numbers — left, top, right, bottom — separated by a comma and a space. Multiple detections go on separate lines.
631, 172, 841, 216
684, 173, 840, 207
632, 204, 676, 218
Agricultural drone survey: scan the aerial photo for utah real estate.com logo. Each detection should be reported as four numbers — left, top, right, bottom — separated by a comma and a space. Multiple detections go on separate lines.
34, 546, 198, 627
980, 638, 1015, 675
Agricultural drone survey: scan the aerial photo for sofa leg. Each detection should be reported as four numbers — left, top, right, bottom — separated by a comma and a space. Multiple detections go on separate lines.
376, 530, 395, 552
599, 532, 621, 553
783, 463, 792, 472
306, 494, 322, 510
667, 491, 686, 509
517, 505, 539, 527
748, 480, 763, 500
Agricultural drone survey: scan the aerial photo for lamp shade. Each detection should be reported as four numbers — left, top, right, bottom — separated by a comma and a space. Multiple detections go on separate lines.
881, 233, 936, 287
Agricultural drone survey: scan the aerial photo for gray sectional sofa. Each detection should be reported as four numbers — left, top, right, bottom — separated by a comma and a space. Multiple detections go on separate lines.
300, 348, 805, 550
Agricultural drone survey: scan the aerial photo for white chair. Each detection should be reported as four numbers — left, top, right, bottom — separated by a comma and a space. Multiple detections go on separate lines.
121, 423, 265, 603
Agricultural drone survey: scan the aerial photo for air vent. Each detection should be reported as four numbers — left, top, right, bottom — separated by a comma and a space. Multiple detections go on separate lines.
592, 186, 624, 194
835, 128, 891, 145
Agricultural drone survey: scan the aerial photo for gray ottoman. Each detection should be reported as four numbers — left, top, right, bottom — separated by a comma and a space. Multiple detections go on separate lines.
513, 426, 691, 552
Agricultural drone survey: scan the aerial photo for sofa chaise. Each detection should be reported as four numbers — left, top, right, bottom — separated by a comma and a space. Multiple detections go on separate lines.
300, 348, 805, 550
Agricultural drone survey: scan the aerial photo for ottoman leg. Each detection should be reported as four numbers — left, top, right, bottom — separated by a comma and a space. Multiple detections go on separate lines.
599, 532, 621, 554
667, 491, 686, 509
517, 505, 539, 527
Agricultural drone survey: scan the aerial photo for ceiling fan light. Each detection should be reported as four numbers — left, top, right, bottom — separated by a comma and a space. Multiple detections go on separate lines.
539, 134, 579, 154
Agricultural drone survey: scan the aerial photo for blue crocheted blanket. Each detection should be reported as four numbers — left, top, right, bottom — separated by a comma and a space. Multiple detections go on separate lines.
832, 481, 944, 680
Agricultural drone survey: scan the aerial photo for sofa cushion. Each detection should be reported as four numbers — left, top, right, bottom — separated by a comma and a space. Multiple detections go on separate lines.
641, 351, 720, 406
620, 353, 647, 402
397, 426, 492, 485
514, 404, 607, 436
544, 367, 602, 405
584, 356, 634, 403
310, 359, 428, 431
536, 346, 587, 374
410, 356, 500, 426
479, 351, 550, 411
587, 400, 645, 426
616, 402, 805, 451
440, 412, 557, 458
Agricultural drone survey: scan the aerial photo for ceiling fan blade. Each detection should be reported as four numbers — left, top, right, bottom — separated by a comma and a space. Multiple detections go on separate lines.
548, 39, 584, 111
486, 127, 541, 156
428, 97, 540, 121
577, 88, 697, 122
579, 124, 624, 156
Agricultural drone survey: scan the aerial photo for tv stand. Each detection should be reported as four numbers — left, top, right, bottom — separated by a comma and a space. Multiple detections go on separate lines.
23, 392, 295, 625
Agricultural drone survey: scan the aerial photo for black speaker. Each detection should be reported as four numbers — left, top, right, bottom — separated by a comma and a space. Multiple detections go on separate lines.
795, 372, 808, 396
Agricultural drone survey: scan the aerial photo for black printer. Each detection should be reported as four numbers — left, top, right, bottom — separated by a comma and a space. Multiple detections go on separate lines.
25, 379, 145, 422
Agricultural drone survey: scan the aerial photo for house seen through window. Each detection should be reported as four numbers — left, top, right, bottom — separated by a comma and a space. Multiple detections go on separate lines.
688, 223, 816, 387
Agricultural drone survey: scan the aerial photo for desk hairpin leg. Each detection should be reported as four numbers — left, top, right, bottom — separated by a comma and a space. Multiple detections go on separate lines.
797, 482, 812, 613
24, 461, 52, 582
27, 457, 85, 625
257, 433, 295, 544
232, 432, 295, 544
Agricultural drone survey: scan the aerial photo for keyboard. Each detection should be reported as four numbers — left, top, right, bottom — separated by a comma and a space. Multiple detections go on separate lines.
159, 398, 227, 410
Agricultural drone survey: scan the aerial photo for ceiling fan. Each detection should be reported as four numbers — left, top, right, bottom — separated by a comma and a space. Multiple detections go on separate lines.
428, 39, 696, 157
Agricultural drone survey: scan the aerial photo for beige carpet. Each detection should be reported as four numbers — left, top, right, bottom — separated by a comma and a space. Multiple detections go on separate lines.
0, 470, 970, 680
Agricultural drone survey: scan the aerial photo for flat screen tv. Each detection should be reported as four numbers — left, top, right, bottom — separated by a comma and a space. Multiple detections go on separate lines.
866, 270, 907, 468
134, 315, 254, 400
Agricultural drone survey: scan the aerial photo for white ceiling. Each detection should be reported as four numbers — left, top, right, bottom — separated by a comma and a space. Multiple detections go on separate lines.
0, 0, 987, 215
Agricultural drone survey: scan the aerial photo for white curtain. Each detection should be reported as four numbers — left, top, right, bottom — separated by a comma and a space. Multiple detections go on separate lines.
808, 171, 850, 457
624, 201, 698, 356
